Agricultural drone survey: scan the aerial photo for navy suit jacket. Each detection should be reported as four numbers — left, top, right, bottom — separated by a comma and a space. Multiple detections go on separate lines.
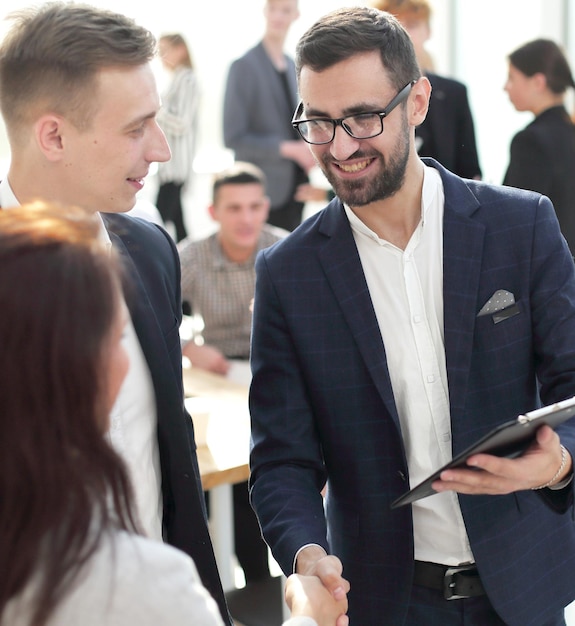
417, 73, 482, 179
503, 105, 575, 254
103, 214, 231, 625
223, 41, 305, 210
249, 160, 575, 625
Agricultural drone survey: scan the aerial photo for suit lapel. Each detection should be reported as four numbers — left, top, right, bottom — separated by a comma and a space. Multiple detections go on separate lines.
318, 203, 400, 426
106, 227, 178, 405
439, 165, 485, 418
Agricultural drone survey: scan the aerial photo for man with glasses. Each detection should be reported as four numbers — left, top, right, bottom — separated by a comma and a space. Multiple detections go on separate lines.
249, 7, 575, 626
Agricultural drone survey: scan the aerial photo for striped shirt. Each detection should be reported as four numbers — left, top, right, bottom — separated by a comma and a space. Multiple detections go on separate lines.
157, 67, 200, 186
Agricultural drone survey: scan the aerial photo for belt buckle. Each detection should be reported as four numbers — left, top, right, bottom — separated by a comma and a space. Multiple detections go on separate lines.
443, 565, 476, 600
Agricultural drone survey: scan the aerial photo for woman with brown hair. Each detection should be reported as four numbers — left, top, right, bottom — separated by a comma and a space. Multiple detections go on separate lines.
503, 38, 575, 254
0, 202, 348, 626
0, 202, 219, 626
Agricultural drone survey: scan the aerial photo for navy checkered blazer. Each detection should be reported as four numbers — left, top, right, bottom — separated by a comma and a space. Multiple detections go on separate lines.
249, 159, 575, 625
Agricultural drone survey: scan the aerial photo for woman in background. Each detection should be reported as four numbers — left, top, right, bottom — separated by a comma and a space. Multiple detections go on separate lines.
503, 38, 575, 254
156, 34, 200, 242
0, 202, 348, 626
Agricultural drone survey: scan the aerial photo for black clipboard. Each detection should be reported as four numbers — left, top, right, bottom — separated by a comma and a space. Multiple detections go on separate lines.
391, 396, 575, 509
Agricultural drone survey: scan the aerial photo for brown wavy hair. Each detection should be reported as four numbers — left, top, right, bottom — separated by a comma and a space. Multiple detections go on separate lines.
0, 202, 138, 626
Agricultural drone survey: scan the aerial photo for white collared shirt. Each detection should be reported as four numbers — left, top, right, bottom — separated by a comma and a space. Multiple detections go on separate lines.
345, 165, 474, 565
0, 178, 163, 541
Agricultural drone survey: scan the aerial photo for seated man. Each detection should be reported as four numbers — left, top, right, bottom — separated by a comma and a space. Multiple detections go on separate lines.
178, 162, 287, 375
177, 161, 287, 584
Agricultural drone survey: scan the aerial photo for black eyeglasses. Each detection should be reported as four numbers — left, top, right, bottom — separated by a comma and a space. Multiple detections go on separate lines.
292, 81, 415, 145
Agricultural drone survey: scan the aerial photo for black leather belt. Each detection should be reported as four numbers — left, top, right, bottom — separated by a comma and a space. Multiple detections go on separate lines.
413, 561, 485, 600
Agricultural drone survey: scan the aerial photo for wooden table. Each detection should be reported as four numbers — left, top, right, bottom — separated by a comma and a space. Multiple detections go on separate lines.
183, 365, 251, 590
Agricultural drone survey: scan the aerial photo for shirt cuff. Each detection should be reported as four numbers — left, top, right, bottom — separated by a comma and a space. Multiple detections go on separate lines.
292, 543, 327, 574
548, 472, 574, 490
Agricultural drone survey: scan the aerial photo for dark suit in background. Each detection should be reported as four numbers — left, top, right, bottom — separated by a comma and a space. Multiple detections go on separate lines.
249, 160, 575, 625
503, 105, 575, 253
416, 73, 482, 179
103, 213, 231, 625
223, 42, 308, 231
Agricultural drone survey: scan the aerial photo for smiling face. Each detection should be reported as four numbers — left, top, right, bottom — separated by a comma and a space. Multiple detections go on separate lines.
60, 64, 171, 214
299, 51, 415, 208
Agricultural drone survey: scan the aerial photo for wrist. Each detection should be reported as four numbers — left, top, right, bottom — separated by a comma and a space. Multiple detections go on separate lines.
532, 445, 572, 490
295, 545, 328, 575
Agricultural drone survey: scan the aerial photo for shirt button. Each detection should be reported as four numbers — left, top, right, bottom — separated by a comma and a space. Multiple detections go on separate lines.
413, 315, 422, 323
426, 375, 435, 383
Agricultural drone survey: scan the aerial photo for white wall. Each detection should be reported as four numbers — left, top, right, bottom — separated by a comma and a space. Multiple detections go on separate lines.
1, 0, 575, 221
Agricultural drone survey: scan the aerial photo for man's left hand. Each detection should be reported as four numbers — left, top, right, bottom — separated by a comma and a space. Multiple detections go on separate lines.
432, 425, 572, 495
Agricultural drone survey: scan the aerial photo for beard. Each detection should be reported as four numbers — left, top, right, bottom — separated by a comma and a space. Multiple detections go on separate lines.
318, 115, 411, 207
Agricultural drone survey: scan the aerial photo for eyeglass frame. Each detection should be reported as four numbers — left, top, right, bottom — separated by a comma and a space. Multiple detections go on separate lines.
291, 80, 416, 145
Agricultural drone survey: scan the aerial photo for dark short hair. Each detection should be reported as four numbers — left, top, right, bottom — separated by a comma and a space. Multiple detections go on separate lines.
509, 39, 575, 94
295, 6, 421, 90
0, 2, 157, 138
212, 161, 267, 203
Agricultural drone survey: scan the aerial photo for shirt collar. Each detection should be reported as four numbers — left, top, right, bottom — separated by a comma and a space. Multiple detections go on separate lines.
344, 164, 442, 244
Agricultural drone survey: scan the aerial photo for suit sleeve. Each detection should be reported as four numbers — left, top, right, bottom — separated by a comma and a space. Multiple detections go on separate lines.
249, 250, 330, 575
529, 195, 575, 510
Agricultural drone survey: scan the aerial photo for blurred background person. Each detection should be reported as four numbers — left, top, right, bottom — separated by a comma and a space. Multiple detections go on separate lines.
178, 162, 287, 588
503, 38, 575, 255
223, 0, 315, 232
373, 0, 482, 180
156, 33, 200, 242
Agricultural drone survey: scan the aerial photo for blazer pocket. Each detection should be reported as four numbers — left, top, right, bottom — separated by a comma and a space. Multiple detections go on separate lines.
474, 298, 527, 353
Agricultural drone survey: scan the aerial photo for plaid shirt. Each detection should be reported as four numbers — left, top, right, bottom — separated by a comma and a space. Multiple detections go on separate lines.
178, 225, 286, 358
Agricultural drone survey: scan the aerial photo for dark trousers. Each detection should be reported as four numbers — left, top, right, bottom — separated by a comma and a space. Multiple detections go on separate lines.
404, 584, 566, 626
232, 481, 270, 583
205, 483, 270, 584
156, 181, 188, 242
267, 199, 305, 232
267, 167, 308, 232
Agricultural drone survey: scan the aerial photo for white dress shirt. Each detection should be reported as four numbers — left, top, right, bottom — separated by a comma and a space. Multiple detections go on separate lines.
0, 178, 163, 541
345, 165, 474, 565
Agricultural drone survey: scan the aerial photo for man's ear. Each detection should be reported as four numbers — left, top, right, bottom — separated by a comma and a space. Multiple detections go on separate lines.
409, 76, 432, 126
34, 114, 65, 161
208, 203, 218, 222
262, 195, 271, 219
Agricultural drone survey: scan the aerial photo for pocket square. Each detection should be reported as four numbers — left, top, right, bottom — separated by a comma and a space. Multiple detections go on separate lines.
478, 289, 519, 324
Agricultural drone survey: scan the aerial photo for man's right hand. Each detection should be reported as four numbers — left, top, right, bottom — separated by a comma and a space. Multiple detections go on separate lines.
295, 546, 350, 612
285, 573, 349, 626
